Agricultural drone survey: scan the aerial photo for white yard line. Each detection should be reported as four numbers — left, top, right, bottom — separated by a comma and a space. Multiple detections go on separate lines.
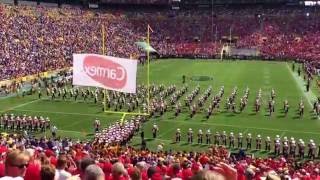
242, 129, 249, 135
286, 63, 316, 108
0, 99, 41, 113
157, 121, 184, 139
58, 129, 84, 134
13, 109, 107, 117
280, 132, 286, 139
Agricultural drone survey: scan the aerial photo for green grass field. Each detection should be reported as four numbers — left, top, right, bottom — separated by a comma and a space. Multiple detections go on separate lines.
1, 59, 320, 156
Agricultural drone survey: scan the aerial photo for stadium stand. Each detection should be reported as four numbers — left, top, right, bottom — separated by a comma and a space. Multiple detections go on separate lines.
2, 1, 320, 180
1, 4, 320, 81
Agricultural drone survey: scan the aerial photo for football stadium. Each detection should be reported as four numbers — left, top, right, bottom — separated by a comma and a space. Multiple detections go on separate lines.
1, 0, 320, 179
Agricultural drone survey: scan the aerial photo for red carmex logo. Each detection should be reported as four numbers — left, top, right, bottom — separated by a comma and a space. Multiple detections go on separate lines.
83, 55, 127, 89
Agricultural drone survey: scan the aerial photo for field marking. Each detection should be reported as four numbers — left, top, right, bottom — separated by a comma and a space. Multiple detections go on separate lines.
158, 121, 184, 139
242, 129, 249, 135
13, 109, 320, 135
132, 136, 211, 146
0, 99, 41, 113
12, 109, 109, 117
286, 63, 315, 108
58, 129, 85, 134
280, 132, 286, 139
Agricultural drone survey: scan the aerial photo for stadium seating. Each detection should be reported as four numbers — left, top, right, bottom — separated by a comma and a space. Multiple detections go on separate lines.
1, 5, 320, 81
2, 4, 320, 180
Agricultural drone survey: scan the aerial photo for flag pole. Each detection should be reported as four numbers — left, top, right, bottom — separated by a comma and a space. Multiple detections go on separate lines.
102, 24, 107, 112
147, 25, 150, 114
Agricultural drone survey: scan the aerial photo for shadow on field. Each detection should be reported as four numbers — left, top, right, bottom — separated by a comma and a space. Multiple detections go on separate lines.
277, 115, 285, 118
292, 116, 301, 119
248, 112, 257, 116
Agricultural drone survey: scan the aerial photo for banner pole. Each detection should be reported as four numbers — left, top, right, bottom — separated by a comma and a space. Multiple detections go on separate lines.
147, 25, 150, 114
102, 24, 107, 112
120, 113, 126, 125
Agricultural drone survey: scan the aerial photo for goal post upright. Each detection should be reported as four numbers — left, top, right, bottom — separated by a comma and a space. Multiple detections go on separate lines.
101, 24, 107, 113
100, 24, 151, 123
147, 24, 151, 115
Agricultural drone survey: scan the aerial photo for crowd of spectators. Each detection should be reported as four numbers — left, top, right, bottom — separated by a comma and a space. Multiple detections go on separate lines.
1, 5, 320, 81
0, 131, 320, 180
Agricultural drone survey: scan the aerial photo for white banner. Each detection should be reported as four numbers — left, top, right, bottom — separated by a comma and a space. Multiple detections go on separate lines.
73, 54, 137, 93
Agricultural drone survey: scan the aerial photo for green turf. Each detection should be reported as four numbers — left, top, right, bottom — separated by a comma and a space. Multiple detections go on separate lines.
1, 59, 319, 156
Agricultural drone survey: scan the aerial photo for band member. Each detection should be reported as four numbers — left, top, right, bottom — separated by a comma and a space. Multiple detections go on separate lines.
255, 98, 261, 113
206, 129, 211, 144
289, 137, 296, 157
299, 100, 304, 118
94, 92, 98, 104
197, 129, 203, 144
229, 132, 235, 148
62, 88, 67, 100
271, 89, 276, 100
246, 133, 252, 149
187, 128, 193, 144
51, 125, 57, 138
306, 77, 311, 92
256, 134, 262, 150
94, 118, 100, 132
268, 99, 275, 116
315, 102, 320, 116
190, 104, 196, 118
265, 136, 271, 151
237, 133, 243, 148
175, 129, 181, 143
51, 88, 56, 100
152, 124, 159, 138
175, 102, 181, 117
308, 139, 316, 159
38, 87, 42, 99
206, 106, 212, 119
46, 87, 50, 97
284, 100, 289, 116
274, 135, 281, 155
221, 131, 227, 146
214, 132, 220, 145
283, 142, 289, 157
292, 62, 295, 71
298, 140, 305, 159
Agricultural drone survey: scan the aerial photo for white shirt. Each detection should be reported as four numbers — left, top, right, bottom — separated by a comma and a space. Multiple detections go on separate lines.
157, 144, 163, 152
51, 126, 58, 133
0, 177, 23, 180
55, 169, 71, 180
